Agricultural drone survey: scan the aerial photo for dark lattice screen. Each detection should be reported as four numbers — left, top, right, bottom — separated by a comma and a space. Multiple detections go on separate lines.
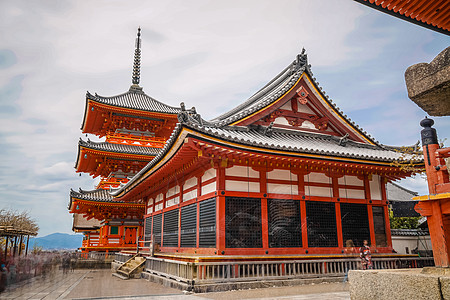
163, 209, 179, 247
341, 203, 370, 247
144, 216, 152, 247
268, 199, 302, 248
153, 214, 162, 246
199, 197, 216, 248
306, 201, 338, 247
181, 204, 197, 248
225, 197, 262, 248
372, 206, 387, 247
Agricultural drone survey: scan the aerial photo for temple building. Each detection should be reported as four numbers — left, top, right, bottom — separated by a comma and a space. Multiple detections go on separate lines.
69, 29, 180, 252
70, 30, 421, 256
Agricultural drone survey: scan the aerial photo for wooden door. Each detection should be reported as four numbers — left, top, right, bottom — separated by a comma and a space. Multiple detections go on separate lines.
124, 227, 137, 245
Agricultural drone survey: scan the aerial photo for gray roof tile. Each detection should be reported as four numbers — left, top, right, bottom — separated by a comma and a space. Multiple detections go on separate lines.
87, 90, 181, 114
79, 139, 160, 156
70, 188, 118, 202
189, 124, 412, 162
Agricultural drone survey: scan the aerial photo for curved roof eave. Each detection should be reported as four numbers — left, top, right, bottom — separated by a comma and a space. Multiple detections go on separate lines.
110, 121, 423, 199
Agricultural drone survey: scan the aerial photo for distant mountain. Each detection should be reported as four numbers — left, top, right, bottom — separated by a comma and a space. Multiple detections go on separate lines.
29, 233, 83, 250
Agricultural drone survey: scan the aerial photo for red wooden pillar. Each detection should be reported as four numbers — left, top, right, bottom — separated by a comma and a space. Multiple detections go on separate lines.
196, 200, 200, 249
216, 162, 227, 253
416, 199, 450, 267
332, 176, 343, 248
217, 195, 226, 253
261, 198, 269, 251
414, 118, 450, 267
196, 175, 202, 198
259, 169, 269, 250
380, 176, 393, 248
300, 200, 308, 249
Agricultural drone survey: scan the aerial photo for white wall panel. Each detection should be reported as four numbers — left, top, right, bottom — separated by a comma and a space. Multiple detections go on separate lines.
274, 116, 289, 126
183, 190, 197, 202
155, 193, 163, 203
154, 203, 163, 212
305, 172, 330, 184
339, 188, 365, 199
267, 169, 298, 181
370, 174, 382, 200
267, 183, 298, 195
201, 181, 216, 195
226, 165, 259, 178
183, 177, 198, 190
167, 185, 180, 198
202, 168, 216, 182
280, 102, 292, 111
226, 180, 260, 193
338, 175, 363, 186
305, 186, 332, 197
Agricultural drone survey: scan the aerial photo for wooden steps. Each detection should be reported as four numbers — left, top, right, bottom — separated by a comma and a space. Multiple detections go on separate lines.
113, 255, 146, 279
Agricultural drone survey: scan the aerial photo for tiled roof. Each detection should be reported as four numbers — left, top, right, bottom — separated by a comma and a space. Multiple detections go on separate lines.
386, 182, 418, 201
211, 63, 297, 125
79, 138, 160, 156
70, 188, 118, 202
86, 89, 181, 114
189, 123, 412, 162
111, 122, 421, 197
209, 51, 381, 146
390, 229, 429, 237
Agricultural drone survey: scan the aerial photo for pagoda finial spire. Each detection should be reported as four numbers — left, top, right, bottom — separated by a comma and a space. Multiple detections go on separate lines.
130, 27, 143, 91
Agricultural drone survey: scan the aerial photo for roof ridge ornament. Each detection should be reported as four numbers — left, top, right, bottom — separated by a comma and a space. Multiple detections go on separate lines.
339, 133, 349, 147
264, 122, 274, 137
130, 27, 143, 92
177, 102, 204, 126
291, 48, 308, 74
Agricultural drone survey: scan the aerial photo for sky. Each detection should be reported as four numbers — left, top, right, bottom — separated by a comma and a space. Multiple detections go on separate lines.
0, 0, 449, 237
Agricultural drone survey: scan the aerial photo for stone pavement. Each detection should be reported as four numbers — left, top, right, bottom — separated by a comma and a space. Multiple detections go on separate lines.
0, 269, 350, 299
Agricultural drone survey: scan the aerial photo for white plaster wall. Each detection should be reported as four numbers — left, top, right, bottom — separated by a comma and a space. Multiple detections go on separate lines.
339, 188, 365, 199
146, 206, 153, 214
305, 186, 332, 197
338, 175, 363, 186
202, 168, 216, 182
148, 198, 154, 205
280, 102, 292, 111
267, 183, 298, 195
370, 174, 382, 200
297, 103, 315, 114
274, 116, 290, 126
183, 189, 197, 202
226, 165, 259, 178
183, 177, 198, 190
300, 120, 315, 129
267, 169, 298, 181
201, 181, 216, 195
154, 203, 163, 212
167, 185, 180, 198
392, 236, 432, 254
305, 172, 330, 184
166, 197, 179, 208
226, 180, 260, 193
155, 193, 163, 203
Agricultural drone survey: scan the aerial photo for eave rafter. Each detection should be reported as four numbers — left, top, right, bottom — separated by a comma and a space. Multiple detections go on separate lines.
70, 198, 145, 221
83, 100, 178, 138
117, 133, 418, 201
76, 147, 154, 178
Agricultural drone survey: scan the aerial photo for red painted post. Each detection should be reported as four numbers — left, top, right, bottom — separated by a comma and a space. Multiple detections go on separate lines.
414, 118, 450, 267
